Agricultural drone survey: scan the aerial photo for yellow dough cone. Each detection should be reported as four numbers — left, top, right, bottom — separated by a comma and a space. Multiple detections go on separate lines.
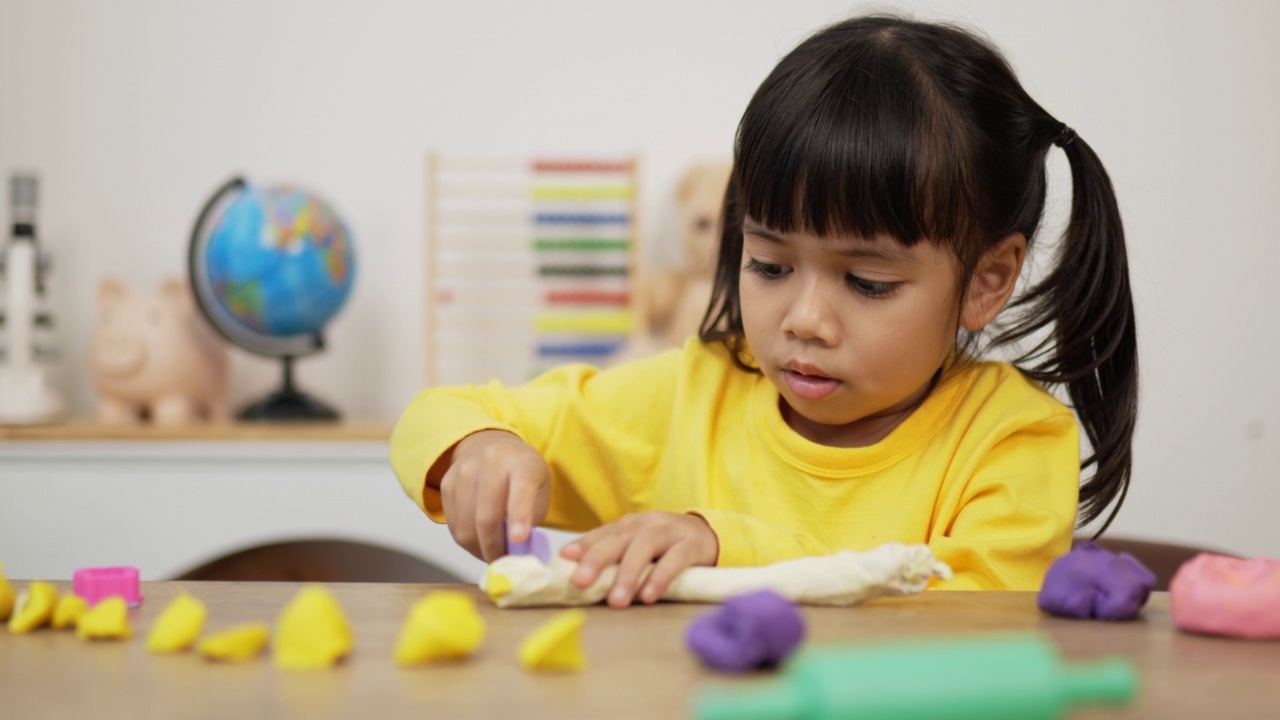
76, 597, 132, 640
394, 591, 486, 666
147, 593, 207, 653
485, 567, 514, 603
51, 594, 88, 630
9, 581, 58, 633
199, 624, 269, 662
274, 585, 353, 669
0, 564, 15, 621
519, 609, 587, 672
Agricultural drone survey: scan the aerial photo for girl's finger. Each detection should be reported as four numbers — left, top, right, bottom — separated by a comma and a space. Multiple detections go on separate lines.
609, 527, 669, 608
571, 529, 630, 589
444, 462, 481, 559
559, 540, 585, 561
505, 462, 547, 544
561, 522, 613, 561
475, 470, 511, 562
639, 542, 693, 604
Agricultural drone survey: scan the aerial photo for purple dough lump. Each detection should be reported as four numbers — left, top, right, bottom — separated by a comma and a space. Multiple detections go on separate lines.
504, 521, 551, 564
1038, 542, 1156, 621
685, 590, 806, 672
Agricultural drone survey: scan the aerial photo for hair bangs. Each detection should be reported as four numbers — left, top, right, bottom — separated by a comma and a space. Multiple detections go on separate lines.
734, 34, 982, 251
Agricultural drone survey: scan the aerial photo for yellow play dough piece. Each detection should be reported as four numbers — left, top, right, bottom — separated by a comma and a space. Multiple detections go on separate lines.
394, 591, 486, 666
0, 564, 16, 622
518, 609, 587, 672
274, 585, 353, 669
52, 594, 89, 629
199, 624, 270, 662
146, 593, 207, 653
9, 581, 58, 633
485, 568, 513, 603
76, 597, 132, 640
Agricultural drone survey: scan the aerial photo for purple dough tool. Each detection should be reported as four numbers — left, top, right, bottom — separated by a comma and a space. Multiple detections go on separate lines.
505, 521, 551, 564
1038, 542, 1156, 621
686, 589, 806, 672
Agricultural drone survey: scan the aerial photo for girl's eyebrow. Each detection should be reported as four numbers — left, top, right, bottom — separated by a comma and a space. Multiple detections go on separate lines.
742, 219, 919, 263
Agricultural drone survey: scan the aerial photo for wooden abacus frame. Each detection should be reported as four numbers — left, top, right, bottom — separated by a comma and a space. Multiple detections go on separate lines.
424, 153, 643, 388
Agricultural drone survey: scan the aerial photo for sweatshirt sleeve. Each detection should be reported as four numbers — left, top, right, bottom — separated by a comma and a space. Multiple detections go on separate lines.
689, 508, 834, 567
389, 350, 682, 532
928, 412, 1080, 590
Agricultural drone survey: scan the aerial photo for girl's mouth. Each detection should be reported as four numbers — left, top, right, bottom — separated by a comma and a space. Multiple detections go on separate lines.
782, 370, 841, 401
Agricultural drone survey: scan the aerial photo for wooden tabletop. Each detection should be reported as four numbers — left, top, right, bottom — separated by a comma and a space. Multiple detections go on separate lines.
0, 421, 391, 442
2, 582, 1278, 719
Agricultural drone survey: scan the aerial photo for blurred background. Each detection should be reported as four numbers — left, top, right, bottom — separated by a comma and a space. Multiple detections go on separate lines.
1, 0, 1278, 577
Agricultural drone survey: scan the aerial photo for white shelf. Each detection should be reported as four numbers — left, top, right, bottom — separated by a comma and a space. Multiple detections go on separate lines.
0, 431, 490, 584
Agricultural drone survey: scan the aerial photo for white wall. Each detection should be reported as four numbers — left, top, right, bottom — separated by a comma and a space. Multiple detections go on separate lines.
2, 1, 1279, 557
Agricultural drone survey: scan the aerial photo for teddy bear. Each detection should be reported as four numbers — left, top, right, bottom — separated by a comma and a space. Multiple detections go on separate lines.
626, 161, 732, 357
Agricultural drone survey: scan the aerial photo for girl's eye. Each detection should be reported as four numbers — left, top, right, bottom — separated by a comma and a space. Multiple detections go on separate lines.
847, 275, 897, 298
744, 258, 787, 280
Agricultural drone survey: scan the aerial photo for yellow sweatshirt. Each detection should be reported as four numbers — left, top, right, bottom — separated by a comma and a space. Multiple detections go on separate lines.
390, 339, 1079, 590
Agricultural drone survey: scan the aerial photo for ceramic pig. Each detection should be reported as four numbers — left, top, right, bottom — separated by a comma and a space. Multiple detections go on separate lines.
89, 278, 229, 425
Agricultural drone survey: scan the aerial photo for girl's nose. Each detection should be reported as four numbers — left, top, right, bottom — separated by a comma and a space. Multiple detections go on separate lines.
781, 280, 839, 345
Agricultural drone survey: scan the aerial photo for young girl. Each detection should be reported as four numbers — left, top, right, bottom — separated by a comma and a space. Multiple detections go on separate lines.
390, 15, 1137, 604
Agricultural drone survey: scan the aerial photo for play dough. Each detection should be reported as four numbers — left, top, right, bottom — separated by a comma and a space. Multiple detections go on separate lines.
146, 593, 207, 653
686, 590, 805, 671
0, 564, 14, 621
76, 597, 132, 640
9, 581, 57, 633
274, 586, 353, 669
1038, 542, 1156, 621
199, 624, 270, 662
1170, 553, 1280, 640
519, 610, 587, 672
395, 591, 486, 666
51, 594, 88, 629
483, 543, 951, 608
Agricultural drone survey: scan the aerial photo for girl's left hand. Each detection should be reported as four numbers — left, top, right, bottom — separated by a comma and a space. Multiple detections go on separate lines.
559, 512, 719, 609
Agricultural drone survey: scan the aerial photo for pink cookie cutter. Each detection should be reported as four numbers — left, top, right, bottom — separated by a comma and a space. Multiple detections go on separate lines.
73, 566, 143, 607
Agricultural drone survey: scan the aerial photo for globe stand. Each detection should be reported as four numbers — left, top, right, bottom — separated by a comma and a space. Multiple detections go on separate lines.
238, 355, 339, 422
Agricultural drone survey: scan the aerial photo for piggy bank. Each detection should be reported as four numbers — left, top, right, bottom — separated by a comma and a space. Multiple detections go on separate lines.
89, 278, 229, 425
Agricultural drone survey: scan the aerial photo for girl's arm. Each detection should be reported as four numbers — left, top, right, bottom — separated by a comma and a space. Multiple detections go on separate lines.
389, 349, 683, 533
928, 413, 1080, 591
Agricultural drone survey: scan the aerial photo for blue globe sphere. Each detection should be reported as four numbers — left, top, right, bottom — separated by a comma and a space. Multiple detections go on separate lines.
189, 177, 355, 421
193, 183, 355, 357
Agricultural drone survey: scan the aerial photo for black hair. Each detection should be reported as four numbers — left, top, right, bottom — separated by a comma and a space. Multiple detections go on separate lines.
699, 15, 1137, 532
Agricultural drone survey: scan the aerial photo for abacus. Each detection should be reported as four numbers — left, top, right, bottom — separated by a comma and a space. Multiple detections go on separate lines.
425, 155, 642, 387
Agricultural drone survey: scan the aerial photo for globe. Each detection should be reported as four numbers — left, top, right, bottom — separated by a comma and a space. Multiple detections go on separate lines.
189, 177, 356, 421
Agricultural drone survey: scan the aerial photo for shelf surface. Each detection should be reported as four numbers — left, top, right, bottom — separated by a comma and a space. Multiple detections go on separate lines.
0, 420, 392, 442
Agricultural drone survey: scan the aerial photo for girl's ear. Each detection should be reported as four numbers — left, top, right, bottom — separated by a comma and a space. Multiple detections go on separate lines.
960, 233, 1026, 332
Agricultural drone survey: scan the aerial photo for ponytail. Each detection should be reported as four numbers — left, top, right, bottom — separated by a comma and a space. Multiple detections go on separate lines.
994, 131, 1138, 533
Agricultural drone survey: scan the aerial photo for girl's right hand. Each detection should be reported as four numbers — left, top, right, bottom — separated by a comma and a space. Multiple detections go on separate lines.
439, 430, 552, 562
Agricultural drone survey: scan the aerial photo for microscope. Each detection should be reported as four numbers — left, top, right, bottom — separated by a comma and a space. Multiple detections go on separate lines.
0, 172, 65, 424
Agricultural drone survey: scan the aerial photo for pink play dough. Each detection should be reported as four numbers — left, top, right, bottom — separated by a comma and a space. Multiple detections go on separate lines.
1169, 553, 1280, 640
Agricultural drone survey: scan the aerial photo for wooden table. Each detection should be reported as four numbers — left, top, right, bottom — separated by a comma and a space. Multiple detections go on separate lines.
2, 583, 1278, 719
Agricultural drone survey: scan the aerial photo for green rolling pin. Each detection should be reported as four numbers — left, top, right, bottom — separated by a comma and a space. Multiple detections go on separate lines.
695, 634, 1136, 720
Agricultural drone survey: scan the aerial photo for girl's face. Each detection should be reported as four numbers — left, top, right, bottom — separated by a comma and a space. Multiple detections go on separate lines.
739, 218, 963, 447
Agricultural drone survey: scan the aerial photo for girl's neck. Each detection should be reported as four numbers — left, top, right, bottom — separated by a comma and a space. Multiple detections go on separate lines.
780, 368, 942, 448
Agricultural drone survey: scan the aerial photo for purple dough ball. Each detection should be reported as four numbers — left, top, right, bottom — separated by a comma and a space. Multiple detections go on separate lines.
504, 522, 551, 564
1038, 542, 1156, 621
686, 590, 806, 672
